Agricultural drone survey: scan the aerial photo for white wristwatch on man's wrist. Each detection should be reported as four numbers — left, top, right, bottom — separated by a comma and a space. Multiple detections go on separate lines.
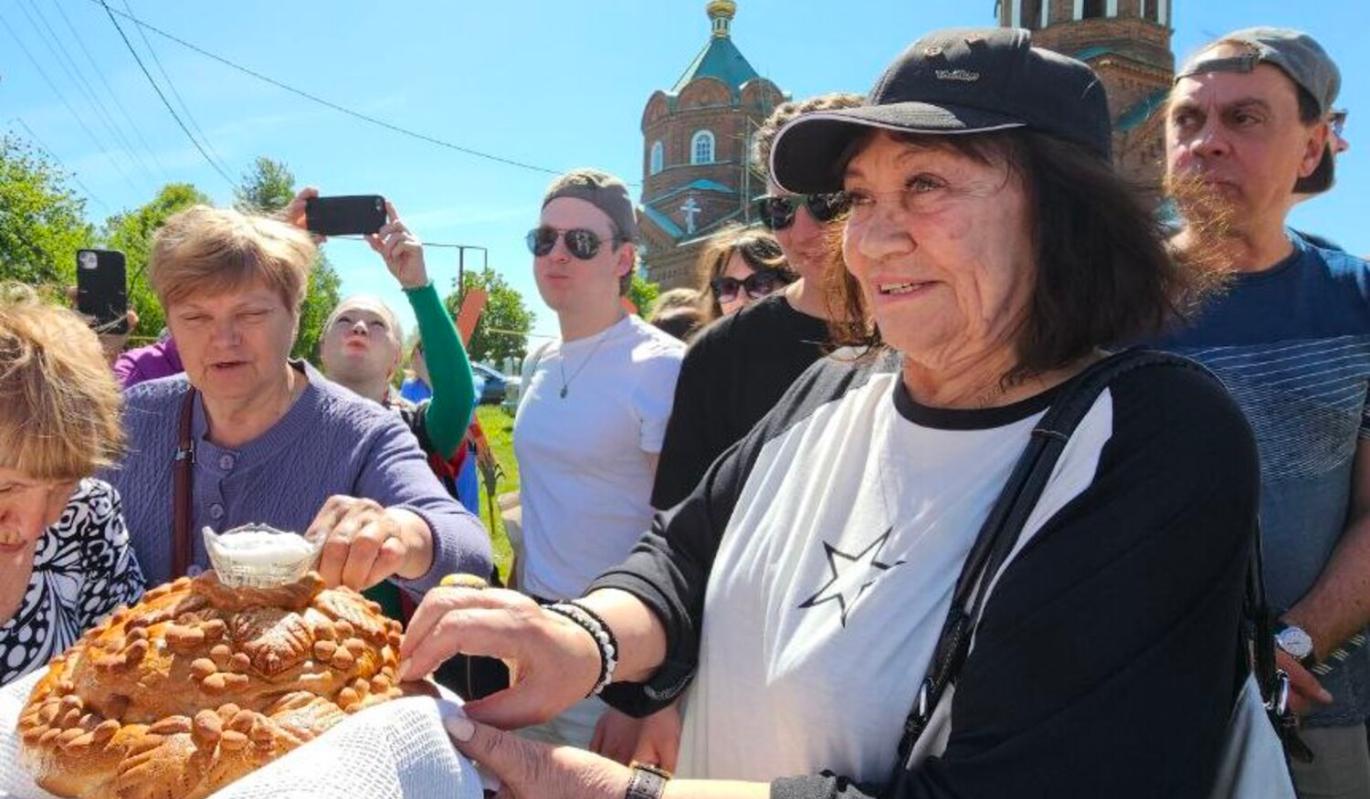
1273, 619, 1318, 670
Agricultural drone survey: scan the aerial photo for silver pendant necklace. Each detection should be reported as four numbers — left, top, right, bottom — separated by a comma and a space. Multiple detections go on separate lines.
558, 329, 610, 399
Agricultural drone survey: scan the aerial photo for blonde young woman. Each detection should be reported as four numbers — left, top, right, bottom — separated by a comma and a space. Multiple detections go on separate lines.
0, 285, 144, 687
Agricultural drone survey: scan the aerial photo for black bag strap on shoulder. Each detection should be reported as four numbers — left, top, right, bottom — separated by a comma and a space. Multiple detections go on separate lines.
891, 348, 1293, 776
1247, 517, 1313, 762
172, 386, 198, 579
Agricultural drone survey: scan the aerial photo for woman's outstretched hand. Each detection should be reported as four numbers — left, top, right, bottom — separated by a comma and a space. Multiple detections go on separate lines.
446, 714, 631, 799
399, 584, 602, 728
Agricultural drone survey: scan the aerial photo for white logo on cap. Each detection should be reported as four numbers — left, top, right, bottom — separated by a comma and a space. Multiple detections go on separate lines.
935, 69, 980, 82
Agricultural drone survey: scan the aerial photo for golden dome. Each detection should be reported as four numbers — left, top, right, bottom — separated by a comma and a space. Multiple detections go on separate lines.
707, 0, 737, 19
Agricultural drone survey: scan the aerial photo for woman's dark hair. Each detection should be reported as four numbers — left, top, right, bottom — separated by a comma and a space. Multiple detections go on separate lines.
695, 223, 792, 322
824, 129, 1205, 382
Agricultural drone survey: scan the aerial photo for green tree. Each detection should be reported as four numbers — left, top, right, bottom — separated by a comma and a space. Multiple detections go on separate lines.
627, 269, 660, 318
445, 266, 534, 367
234, 157, 295, 214
102, 183, 210, 339
232, 155, 341, 363
293, 259, 343, 362
0, 134, 93, 286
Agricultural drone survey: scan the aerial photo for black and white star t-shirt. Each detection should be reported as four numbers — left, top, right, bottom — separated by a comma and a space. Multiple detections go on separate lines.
593, 352, 1258, 798
0, 479, 145, 687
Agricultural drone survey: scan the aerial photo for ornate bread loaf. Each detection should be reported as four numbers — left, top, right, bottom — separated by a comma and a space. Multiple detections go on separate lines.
16, 571, 404, 799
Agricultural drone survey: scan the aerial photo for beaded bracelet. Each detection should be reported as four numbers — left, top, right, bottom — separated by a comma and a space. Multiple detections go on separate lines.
545, 601, 619, 697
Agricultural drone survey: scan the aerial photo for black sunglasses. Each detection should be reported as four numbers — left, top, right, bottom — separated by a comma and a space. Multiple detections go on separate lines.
710, 268, 792, 304
1330, 109, 1347, 138
526, 227, 612, 259
753, 193, 850, 231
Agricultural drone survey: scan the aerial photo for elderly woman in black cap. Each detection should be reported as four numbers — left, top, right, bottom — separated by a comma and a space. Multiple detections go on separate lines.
402, 28, 1262, 798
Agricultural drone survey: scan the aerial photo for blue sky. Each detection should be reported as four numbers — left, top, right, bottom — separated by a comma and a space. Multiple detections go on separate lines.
3, 1, 1366, 348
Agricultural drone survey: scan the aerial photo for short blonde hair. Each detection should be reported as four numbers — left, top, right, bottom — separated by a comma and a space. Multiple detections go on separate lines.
150, 205, 315, 314
0, 283, 125, 481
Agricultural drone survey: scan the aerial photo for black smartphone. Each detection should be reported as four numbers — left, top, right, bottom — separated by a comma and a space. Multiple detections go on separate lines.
305, 195, 387, 236
76, 248, 129, 334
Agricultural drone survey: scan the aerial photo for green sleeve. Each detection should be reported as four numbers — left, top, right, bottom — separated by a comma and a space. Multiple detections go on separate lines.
405, 282, 475, 458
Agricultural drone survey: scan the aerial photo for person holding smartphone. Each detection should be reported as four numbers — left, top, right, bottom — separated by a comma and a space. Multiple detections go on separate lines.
298, 191, 505, 699
305, 191, 478, 484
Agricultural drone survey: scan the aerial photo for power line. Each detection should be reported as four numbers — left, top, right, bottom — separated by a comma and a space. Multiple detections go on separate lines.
0, 7, 142, 193
332, 234, 495, 251
23, 0, 160, 181
90, 0, 570, 178
11, 116, 112, 214
97, 0, 238, 190
51, 0, 174, 180
119, 0, 232, 179
16, 0, 158, 183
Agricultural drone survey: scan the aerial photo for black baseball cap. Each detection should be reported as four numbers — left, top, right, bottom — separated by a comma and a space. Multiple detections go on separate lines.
770, 27, 1111, 194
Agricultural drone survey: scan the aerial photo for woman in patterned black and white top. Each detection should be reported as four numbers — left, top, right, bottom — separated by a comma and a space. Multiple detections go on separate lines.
0, 284, 145, 687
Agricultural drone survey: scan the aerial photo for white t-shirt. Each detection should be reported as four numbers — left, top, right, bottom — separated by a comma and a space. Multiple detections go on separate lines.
514, 315, 684, 599
676, 370, 1111, 782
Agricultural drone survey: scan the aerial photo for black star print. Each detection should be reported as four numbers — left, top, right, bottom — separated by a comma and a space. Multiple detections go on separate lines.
798, 529, 905, 627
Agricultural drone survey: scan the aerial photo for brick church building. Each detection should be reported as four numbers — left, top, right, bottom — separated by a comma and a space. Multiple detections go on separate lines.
997, 0, 1175, 189
637, 1, 786, 290
639, 1, 1175, 290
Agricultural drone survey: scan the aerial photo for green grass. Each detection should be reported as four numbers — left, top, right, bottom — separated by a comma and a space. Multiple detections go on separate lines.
475, 405, 517, 577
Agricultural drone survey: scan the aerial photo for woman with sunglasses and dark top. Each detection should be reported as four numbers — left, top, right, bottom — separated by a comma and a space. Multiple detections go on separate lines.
649, 93, 865, 514
696, 225, 794, 322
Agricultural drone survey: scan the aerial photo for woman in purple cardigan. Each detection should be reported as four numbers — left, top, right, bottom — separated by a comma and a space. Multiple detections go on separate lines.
102, 203, 492, 596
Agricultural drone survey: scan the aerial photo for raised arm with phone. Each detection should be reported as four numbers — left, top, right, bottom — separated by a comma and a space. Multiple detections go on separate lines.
282, 186, 476, 461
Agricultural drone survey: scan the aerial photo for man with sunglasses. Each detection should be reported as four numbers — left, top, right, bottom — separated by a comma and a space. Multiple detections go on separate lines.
1291, 107, 1352, 253
585, 94, 864, 773
512, 168, 683, 749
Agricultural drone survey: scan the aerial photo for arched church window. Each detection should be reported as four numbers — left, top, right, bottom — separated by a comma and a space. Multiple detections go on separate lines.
650, 141, 664, 175
1082, 0, 1105, 18
691, 130, 715, 164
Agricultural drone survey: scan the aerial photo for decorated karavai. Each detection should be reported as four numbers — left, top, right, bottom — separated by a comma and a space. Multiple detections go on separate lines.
18, 527, 404, 799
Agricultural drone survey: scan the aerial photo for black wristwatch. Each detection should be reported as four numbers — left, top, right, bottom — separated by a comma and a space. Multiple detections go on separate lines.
1273, 619, 1319, 670
625, 761, 671, 799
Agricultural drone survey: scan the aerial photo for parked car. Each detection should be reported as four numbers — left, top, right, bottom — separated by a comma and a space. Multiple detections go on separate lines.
502, 374, 522, 413
471, 362, 509, 405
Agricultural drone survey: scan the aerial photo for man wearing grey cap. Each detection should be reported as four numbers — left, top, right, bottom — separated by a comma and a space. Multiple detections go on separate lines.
1155, 27, 1370, 797
512, 168, 684, 748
